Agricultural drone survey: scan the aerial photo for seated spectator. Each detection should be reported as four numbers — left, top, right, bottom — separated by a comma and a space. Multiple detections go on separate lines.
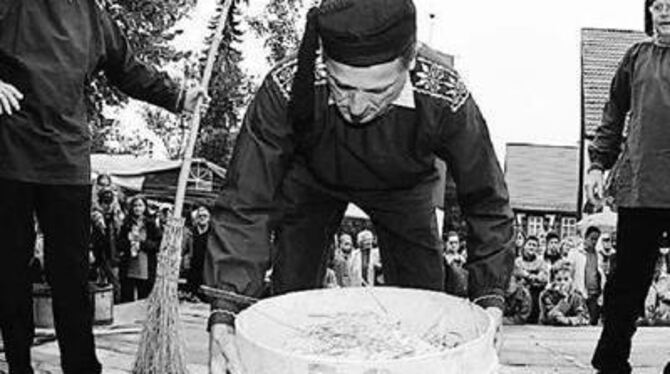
503, 274, 532, 325
544, 232, 562, 266
539, 261, 589, 326
117, 196, 161, 302
443, 231, 468, 297
644, 272, 670, 326
514, 235, 550, 323
567, 226, 605, 326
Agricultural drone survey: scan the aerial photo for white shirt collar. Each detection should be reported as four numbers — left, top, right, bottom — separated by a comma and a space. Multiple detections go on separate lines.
327, 72, 415, 109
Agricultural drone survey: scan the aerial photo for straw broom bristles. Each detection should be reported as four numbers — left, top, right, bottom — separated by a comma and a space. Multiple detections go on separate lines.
131, 0, 234, 372
133, 218, 187, 374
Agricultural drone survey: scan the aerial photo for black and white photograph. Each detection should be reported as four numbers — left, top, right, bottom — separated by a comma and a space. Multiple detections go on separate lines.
0, 0, 668, 373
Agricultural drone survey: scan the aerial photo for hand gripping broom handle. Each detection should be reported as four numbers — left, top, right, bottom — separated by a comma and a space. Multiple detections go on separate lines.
173, 0, 234, 218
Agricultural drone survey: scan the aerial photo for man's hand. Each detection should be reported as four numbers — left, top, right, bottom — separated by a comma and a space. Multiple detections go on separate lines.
0, 80, 24, 116
183, 85, 210, 114
585, 169, 604, 208
486, 307, 503, 355
209, 323, 244, 374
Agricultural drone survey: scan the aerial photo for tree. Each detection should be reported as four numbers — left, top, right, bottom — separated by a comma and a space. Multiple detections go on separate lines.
247, 0, 310, 64
88, 0, 256, 167
192, 0, 255, 167
88, 0, 196, 153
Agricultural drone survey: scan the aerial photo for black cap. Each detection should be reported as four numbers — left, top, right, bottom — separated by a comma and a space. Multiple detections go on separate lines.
319, 0, 417, 66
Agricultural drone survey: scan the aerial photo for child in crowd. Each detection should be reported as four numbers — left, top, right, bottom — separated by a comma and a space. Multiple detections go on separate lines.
514, 235, 550, 323
539, 261, 589, 326
503, 274, 532, 325
644, 247, 670, 326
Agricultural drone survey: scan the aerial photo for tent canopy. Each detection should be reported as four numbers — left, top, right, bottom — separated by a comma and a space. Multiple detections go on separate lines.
91, 154, 226, 207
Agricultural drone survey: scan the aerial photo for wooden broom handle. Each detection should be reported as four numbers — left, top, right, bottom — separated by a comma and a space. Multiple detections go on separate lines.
173, 0, 234, 218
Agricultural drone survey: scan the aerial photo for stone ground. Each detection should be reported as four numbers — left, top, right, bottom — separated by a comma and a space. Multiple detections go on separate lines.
1, 301, 668, 373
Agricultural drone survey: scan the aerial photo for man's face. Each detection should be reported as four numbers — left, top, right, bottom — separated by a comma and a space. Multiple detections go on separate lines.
196, 207, 210, 227
339, 234, 353, 254
325, 56, 408, 125
651, 0, 670, 37
446, 235, 460, 255
547, 238, 560, 253
523, 239, 539, 260
585, 231, 600, 250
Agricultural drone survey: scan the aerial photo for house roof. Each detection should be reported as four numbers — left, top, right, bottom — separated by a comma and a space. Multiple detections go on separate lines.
581, 28, 647, 139
504, 143, 579, 213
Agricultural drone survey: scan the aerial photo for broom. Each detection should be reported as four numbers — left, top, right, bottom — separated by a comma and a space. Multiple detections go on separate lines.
132, 1, 234, 372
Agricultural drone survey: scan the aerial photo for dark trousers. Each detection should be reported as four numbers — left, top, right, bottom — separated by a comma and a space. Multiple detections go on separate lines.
592, 208, 669, 374
0, 178, 101, 374
528, 286, 543, 324
586, 293, 601, 326
119, 277, 153, 302
271, 166, 445, 294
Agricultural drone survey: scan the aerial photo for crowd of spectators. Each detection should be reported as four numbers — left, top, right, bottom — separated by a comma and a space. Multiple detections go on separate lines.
29, 174, 213, 304
321, 217, 670, 329
27, 175, 670, 325
503, 226, 670, 327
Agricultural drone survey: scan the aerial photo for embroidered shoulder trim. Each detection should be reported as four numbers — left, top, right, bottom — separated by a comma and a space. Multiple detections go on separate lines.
270, 54, 328, 101
412, 56, 470, 113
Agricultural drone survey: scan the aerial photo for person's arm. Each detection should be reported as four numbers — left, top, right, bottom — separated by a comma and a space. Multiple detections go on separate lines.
116, 222, 131, 262
203, 76, 295, 327
513, 288, 532, 324
546, 293, 571, 326
96, 9, 184, 113
566, 293, 590, 326
588, 45, 635, 172
434, 93, 515, 311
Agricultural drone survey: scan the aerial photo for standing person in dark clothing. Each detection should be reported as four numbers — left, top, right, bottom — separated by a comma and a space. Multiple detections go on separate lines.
91, 187, 124, 300
0, 2, 204, 372
588, 1, 670, 372
544, 232, 562, 265
117, 196, 161, 302
204, 0, 514, 371
187, 205, 211, 296
583, 226, 603, 326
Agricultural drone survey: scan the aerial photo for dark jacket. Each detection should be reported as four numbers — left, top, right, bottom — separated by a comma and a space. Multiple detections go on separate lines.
205, 43, 515, 320
590, 39, 670, 208
117, 217, 161, 281
0, 0, 183, 184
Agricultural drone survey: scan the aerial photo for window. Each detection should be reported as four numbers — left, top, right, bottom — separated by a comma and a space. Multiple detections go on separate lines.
561, 217, 577, 239
527, 216, 544, 237
187, 164, 213, 192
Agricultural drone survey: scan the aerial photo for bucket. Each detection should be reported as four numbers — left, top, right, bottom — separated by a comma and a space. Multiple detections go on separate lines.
235, 287, 498, 374
32, 283, 114, 328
